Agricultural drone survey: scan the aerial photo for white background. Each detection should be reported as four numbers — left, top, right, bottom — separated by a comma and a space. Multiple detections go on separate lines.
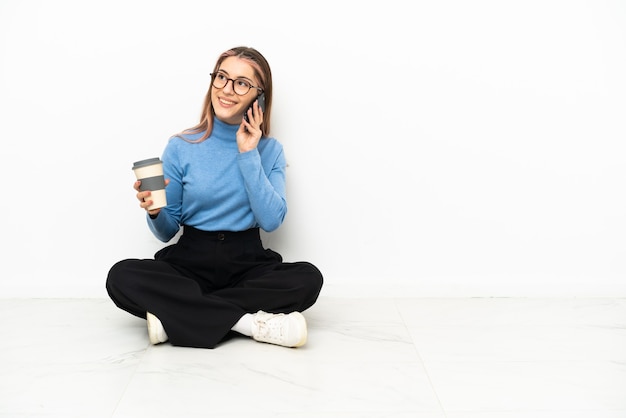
1, 0, 624, 298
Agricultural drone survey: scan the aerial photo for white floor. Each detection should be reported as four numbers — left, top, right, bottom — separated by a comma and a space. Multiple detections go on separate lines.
1, 297, 625, 417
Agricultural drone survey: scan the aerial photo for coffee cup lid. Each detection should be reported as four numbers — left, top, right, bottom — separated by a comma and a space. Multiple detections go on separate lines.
132, 157, 162, 170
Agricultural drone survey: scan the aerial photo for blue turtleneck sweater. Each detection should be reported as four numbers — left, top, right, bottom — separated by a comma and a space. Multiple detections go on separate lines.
147, 118, 287, 242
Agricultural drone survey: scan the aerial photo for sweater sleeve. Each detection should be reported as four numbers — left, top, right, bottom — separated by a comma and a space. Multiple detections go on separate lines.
237, 145, 287, 232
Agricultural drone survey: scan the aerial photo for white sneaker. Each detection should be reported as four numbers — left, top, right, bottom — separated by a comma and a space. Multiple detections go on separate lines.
146, 312, 168, 345
251, 311, 307, 348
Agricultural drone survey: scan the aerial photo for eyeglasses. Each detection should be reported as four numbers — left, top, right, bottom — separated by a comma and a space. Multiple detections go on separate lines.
210, 72, 263, 96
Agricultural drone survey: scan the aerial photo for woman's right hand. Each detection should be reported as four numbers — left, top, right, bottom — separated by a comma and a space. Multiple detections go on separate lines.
134, 179, 169, 217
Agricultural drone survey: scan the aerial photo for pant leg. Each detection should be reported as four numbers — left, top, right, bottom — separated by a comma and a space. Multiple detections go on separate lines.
106, 259, 247, 348
214, 259, 324, 314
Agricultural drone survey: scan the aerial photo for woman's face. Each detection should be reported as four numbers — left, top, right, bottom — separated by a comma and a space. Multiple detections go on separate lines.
211, 56, 261, 125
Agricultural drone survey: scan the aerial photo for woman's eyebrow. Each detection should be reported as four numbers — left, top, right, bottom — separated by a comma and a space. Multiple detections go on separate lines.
217, 69, 254, 82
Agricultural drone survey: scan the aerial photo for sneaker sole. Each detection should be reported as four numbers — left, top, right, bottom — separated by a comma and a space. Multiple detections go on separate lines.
291, 312, 307, 348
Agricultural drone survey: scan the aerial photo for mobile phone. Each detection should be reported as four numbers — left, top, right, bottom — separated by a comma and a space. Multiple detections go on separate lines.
244, 92, 266, 122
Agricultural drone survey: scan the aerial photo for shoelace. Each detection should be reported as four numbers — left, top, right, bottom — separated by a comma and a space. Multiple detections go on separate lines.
255, 313, 286, 342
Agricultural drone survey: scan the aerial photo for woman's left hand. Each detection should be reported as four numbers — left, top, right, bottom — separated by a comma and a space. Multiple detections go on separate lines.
237, 99, 263, 153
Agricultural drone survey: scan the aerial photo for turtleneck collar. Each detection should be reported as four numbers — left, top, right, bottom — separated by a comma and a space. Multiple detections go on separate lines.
212, 117, 240, 141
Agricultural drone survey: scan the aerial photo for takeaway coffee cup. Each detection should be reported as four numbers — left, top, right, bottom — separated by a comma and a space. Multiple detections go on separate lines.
132, 157, 167, 210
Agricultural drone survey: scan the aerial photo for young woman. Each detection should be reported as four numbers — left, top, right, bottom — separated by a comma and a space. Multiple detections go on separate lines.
106, 46, 323, 349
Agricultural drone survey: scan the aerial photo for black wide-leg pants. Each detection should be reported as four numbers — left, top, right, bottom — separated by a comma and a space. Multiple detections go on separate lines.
106, 226, 323, 348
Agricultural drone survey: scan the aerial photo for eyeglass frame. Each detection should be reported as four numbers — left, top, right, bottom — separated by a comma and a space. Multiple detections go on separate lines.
209, 72, 264, 96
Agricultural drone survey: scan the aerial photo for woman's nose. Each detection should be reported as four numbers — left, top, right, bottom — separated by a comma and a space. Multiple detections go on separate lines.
222, 79, 235, 94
